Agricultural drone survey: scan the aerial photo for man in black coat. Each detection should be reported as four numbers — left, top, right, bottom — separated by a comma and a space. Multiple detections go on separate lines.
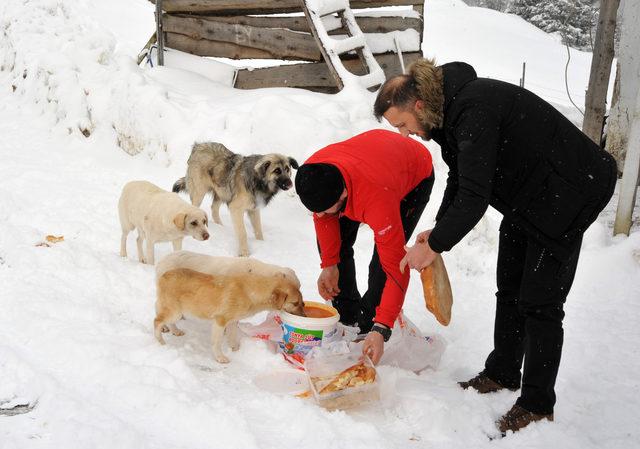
374, 58, 617, 435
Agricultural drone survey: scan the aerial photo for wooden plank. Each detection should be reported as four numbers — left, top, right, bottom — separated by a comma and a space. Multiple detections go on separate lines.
150, 0, 422, 15
163, 14, 322, 60
234, 51, 422, 90
169, 13, 422, 35
165, 32, 275, 59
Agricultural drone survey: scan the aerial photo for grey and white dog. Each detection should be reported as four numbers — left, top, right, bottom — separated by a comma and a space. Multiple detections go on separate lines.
173, 142, 298, 256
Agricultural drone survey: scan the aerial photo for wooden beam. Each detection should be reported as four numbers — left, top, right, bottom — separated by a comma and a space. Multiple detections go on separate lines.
165, 32, 275, 59
156, 0, 165, 65
163, 14, 322, 60
234, 51, 422, 90
169, 13, 422, 35
413, 3, 424, 45
150, 0, 422, 15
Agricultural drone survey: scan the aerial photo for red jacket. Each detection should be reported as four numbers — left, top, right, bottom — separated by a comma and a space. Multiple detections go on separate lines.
305, 129, 433, 327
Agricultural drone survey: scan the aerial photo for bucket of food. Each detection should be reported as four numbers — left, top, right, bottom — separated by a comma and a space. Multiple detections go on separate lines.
277, 301, 340, 365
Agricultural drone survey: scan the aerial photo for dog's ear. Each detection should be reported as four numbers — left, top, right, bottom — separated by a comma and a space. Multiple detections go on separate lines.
255, 158, 271, 175
288, 157, 299, 170
270, 288, 287, 309
173, 213, 186, 230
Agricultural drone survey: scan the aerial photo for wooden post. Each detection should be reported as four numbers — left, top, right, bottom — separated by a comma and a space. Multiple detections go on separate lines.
413, 2, 424, 48
582, 0, 620, 145
613, 86, 640, 236
156, 0, 165, 65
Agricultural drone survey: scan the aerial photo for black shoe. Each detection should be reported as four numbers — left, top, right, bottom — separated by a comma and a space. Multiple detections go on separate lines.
458, 371, 519, 394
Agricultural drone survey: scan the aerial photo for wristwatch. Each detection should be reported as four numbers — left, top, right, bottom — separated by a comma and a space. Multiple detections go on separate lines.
370, 324, 392, 342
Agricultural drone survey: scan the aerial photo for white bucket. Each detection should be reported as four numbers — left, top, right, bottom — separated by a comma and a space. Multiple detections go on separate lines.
277, 301, 340, 364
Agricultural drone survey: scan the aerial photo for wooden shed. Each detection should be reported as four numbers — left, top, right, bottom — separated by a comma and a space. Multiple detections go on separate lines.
148, 0, 425, 93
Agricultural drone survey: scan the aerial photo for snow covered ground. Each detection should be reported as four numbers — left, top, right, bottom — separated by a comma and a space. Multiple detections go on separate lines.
1, 0, 638, 448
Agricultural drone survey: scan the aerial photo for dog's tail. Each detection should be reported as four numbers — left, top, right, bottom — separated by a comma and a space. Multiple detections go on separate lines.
172, 177, 187, 193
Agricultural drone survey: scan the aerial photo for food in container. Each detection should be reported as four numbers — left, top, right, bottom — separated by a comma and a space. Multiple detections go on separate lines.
305, 352, 380, 410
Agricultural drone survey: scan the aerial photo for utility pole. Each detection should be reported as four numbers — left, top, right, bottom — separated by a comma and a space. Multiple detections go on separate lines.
582, 0, 620, 145
611, 0, 640, 236
614, 86, 640, 236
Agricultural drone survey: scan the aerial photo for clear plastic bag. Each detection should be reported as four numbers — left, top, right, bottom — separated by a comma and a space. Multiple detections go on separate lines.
350, 313, 446, 373
238, 312, 282, 353
241, 312, 445, 373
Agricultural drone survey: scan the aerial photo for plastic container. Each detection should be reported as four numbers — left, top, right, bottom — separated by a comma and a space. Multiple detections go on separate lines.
277, 301, 340, 365
305, 352, 380, 411
252, 369, 311, 397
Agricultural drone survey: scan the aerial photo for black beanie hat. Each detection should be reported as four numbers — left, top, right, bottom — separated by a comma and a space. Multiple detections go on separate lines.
295, 163, 344, 212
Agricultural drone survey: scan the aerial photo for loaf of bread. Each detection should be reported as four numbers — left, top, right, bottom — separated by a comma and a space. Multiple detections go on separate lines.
420, 253, 453, 326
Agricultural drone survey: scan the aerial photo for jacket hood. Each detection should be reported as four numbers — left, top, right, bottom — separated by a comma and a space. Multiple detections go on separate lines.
408, 59, 477, 134
441, 62, 477, 112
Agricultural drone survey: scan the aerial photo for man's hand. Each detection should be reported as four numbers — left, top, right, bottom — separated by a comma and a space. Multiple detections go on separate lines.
415, 229, 432, 244
317, 265, 340, 300
400, 229, 438, 272
363, 330, 385, 365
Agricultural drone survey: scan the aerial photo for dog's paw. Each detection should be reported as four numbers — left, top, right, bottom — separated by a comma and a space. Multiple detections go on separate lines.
238, 249, 250, 257
215, 354, 230, 364
161, 325, 169, 333
171, 329, 185, 337
230, 342, 241, 352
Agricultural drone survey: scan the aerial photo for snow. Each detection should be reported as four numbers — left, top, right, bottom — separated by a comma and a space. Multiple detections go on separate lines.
1, 0, 639, 448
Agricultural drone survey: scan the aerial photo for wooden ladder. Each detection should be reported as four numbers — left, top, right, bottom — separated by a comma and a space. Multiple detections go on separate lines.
300, 0, 386, 91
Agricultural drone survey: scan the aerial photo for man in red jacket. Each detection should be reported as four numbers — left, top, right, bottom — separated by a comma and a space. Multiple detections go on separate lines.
295, 129, 434, 363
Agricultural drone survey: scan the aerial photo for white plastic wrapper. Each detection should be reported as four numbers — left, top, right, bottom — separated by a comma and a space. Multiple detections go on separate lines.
242, 312, 446, 373
348, 314, 446, 373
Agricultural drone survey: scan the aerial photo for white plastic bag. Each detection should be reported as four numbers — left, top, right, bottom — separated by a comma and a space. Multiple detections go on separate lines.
241, 312, 445, 373
350, 313, 446, 373
238, 312, 282, 352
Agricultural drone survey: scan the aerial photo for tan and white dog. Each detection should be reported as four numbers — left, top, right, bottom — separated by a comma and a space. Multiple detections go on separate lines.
154, 250, 305, 363
118, 181, 210, 265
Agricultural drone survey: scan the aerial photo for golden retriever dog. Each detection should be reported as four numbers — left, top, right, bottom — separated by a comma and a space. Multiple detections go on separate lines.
172, 142, 298, 257
118, 181, 210, 265
154, 250, 305, 363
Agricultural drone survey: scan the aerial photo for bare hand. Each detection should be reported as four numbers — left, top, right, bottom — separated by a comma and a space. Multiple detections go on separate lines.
400, 229, 438, 272
415, 229, 432, 244
317, 265, 340, 300
362, 330, 385, 365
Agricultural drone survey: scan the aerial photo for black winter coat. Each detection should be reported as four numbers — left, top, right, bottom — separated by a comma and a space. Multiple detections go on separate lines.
428, 62, 617, 257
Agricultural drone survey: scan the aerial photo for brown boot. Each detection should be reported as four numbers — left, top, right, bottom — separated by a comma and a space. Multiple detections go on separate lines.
458, 372, 518, 394
497, 404, 554, 434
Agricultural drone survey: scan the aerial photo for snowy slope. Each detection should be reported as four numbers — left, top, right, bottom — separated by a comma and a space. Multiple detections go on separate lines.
1, 1, 639, 448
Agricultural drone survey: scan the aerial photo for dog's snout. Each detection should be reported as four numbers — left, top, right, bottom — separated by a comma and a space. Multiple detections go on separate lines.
202, 232, 210, 240
279, 178, 293, 190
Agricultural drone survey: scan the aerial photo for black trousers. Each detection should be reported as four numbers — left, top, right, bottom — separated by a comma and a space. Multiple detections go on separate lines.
329, 174, 434, 333
484, 217, 582, 415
